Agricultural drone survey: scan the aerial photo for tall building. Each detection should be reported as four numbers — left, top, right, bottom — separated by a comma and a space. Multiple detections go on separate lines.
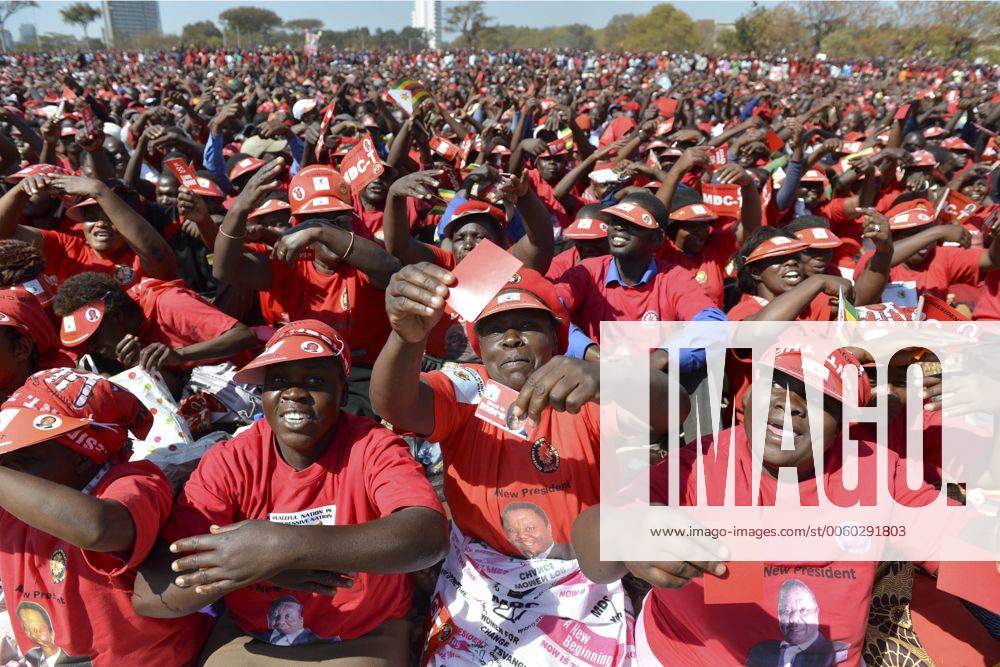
411, 0, 441, 49
101, 0, 161, 47
19, 23, 36, 47
0, 30, 11, 51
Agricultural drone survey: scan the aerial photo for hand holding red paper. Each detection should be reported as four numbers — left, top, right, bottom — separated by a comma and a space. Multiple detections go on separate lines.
446, 240, 524, 321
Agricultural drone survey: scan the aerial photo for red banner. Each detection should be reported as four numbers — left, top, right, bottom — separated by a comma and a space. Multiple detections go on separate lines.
936, 188, 977, 225
339, 133, 384, 195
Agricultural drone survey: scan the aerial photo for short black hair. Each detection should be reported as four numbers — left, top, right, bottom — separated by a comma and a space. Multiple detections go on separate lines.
784, 215, 831, 234
669, 186, 703, 213
734, 227, 800, 295
619, 190, 668, 228
52, 272, 139, 321
501, 501, 549, 526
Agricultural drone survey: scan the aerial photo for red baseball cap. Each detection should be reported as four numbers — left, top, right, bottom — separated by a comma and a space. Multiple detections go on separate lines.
0, 290, 58, 354
4, 163, 67, 184
800, 169, 829, 184
444, 201, 506, 238
66, 198, 102, 222
248, 198, 291, 220
192, 176, 225, 198
940, 136, 974, 153
922, 126, 946, 138
59, 300, 105, 347
1, 368, 153, 463
794, 227, 843, 249
907, 150, 937, 168
670, 203, 717, 224
602, 201, 659, 229
288, 166, 353, 216
768, 347, 871, 407
886, 199, 935, 230
228, 156, 265, 181
233, 319, 351, 385
467, 269, 570, 356
563, 216, 608, 240
743, 235, 809, 265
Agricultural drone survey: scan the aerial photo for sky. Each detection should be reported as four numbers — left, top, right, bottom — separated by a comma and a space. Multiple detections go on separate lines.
18, 0, 756, 39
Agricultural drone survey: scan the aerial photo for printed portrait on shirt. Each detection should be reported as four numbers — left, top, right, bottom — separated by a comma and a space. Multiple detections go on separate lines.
745, 579, 848, 667
500, 502, 573, 560
251, 595, 339, 646
16, 602, 92, 666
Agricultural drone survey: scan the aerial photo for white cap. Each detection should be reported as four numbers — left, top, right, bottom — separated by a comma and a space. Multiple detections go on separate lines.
292, 99, 318, 120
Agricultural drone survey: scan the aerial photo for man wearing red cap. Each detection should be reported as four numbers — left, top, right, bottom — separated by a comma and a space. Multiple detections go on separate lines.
133, 320, 447, 665
0, 291, 72, 402
853, 197, 1000, 303
546, 203, 610, 281
0, 368, 211, 664
213, 159, 400, 416
0, 174, 176, 288
373, 264, 682, 666
573, 348, 942, 667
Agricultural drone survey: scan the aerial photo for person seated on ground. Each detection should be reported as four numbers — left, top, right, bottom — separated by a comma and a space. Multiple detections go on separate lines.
212, 160, 400, 417
132, 320, 448, 666
0, 368, 211, 664
51, 272, 258, 395
372, 265, 684, 666
0, 174, 176, 288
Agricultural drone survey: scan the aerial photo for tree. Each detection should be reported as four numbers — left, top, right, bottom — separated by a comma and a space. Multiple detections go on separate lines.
59, 2, 101, 41
181, 20, 223, 46
598, 13, 635, 49
444, 1, 493, 47
284, 18, 323, 32
0, 1, 35, 52
619, 3, 700, 52
796, 1, 858, 50
218, 6, 282, 36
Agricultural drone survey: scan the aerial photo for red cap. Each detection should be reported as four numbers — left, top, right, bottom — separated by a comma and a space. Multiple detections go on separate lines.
248, 198, 291, 220
491, 144, 512, 156
467, 269, 570, 356
4, 163, 67, 184
1, 368, 153, 463
769, 347, 871, 407
66, 198, 101, 222
922, 126, 946, 138
563, 216, 607, 240
228, 156, 265, 181
60, 300, 105, 347
888, 206, 935, 230
543, 140, 569, 157
429, 136, 460, 161
445, 201, 506, 237
602, 201, 659, 229
288, 166, 353, 216
670, 203, 717, 224
743, 235, 809, 265
800, 168, 829, 184
794, 227, 843, 249
233, 319, 351, 385
941, 136, 974, 153
192, 176, 225, 198
0, 291, 58, 354
908, 150, 937, 168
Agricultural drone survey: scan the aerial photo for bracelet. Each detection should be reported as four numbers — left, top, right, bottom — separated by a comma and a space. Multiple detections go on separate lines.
218, 227, 245, 240
342, 231, 356, 258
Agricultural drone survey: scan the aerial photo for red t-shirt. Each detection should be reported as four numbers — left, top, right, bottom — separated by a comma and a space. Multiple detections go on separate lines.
127, 279, 244, 369
545, 246, 580, 282
656, 221, 739, 308
259, 256, 391, 366
640, 427, 937, 666
726, 293, 832, 322
599, 115, 637, 147
39, 229, 144, 288
853, 246, 983, 301
354, 197, 422, 244
0, 461, 210, 665
162, 413, 444, 643
421, 364, 600, 559
555, 256, 716, 342
974, 270, 1000, 320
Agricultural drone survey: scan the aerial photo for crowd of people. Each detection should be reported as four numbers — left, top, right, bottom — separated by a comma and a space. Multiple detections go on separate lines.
0, 44, 996, 665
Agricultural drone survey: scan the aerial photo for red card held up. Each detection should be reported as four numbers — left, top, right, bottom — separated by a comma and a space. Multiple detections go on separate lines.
163, 158, 216, 197
703, 562, 764, 604
445, 240, 523, 322
764, 130, 785, 154
894, 103, 912, 121
936, 541, 1000, 615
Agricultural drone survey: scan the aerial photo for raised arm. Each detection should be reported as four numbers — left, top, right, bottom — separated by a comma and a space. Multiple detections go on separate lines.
271, 222, 401, 290
745, 274, 852, 322
382, 170, 441, 266
507, 177, 555, 273
852, 210, 894, 306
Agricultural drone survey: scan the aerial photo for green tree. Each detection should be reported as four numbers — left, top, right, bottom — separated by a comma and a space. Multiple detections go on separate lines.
284, 18, 323, 32
619, 3, 699, 52
796, 1, 858, 50
598, 13, 635, 49
0, 1, 36, 51
181, 20, 223, 46
60, 2, 101, 41
218, 6, 282, 36
444, 1, 493, 47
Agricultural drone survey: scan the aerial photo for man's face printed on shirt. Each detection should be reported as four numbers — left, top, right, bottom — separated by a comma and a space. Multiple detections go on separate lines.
502, 506, 554, 558
475, 309, 556, 392
272, 601, 305, 636
778, 583, 821, 645
18, 606, 55, 649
